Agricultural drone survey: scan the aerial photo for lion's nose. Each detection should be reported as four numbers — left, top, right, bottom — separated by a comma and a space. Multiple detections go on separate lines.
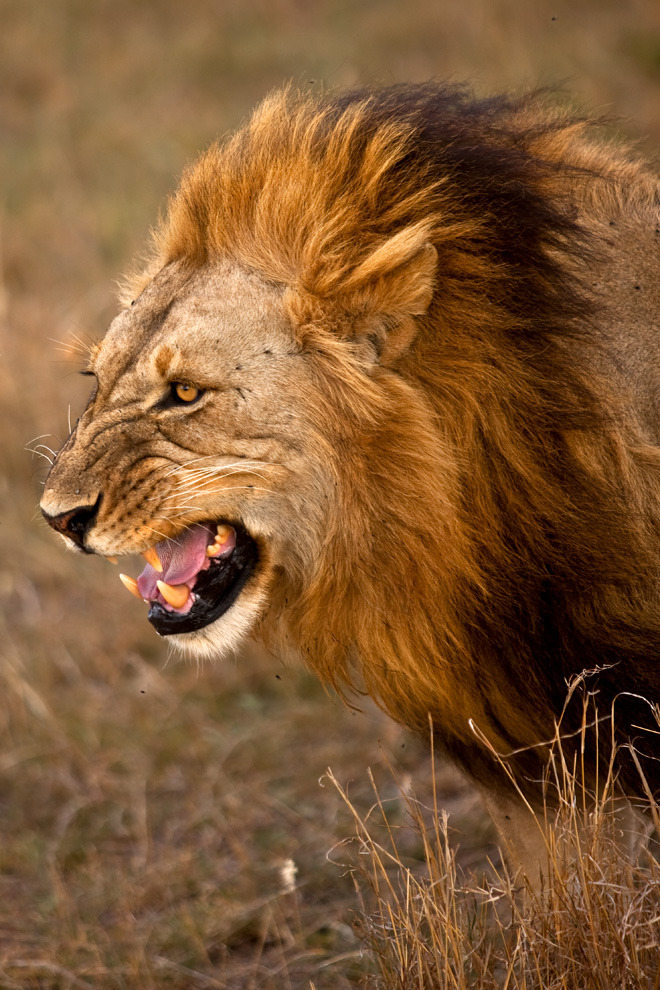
42, 494, 102, 551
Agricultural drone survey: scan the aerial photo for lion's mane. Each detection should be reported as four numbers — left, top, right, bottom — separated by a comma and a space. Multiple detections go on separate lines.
134, 85, 660, 802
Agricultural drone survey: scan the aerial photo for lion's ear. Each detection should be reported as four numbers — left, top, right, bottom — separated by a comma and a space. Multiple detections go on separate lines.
344, 224, 437, 310
337, 225, 437, 363
288, 223, 437, 362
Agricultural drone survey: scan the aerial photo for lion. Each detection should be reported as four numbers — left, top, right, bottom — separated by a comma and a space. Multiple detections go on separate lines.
41, 84, 660, 878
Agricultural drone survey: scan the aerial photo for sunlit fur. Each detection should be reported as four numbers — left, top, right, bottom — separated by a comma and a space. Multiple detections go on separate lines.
51, 85, 660, 820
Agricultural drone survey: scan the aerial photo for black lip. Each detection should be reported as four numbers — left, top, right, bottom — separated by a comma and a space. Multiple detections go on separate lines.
147, 525, 259, 636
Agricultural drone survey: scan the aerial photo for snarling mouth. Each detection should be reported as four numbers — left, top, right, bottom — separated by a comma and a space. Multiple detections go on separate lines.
120, 522, 259, 635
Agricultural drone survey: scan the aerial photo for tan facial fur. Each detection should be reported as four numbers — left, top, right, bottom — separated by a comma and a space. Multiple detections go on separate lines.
41, 260, 335, 657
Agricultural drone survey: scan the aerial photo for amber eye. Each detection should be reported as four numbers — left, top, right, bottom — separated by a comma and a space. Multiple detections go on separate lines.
171, 382, 201, 404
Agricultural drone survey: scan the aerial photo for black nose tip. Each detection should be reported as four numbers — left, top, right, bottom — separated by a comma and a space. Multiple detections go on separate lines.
42, 494, 102, 551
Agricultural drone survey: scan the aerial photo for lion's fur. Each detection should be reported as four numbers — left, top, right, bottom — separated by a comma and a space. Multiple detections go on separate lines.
48, 85, 660, 811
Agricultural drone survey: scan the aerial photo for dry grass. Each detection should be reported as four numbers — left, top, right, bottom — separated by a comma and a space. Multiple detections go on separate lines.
330, 706, 660, 990
2, 0, 660, 986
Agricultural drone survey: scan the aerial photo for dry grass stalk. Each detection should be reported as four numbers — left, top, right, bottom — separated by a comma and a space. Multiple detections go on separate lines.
329, 700, 660, 990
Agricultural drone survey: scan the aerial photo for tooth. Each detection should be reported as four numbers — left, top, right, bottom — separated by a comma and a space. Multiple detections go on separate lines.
107, 556, 118, 565
157, 580, 190, 609
120, 573, 143, 601
215, 524, 233, 544
142, 547, 163, 572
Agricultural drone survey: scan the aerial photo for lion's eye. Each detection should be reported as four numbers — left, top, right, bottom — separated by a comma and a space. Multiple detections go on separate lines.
171, 382, 202, 404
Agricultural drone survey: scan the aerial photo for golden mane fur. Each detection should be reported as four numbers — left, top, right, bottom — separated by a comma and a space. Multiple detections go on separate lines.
46, 85, 660, 832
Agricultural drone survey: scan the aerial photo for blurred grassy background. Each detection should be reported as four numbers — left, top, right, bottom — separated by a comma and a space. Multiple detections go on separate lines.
1, 0, 660, 986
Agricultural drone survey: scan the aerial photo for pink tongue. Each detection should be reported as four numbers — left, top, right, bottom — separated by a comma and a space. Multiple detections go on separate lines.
136, 523, 214, 602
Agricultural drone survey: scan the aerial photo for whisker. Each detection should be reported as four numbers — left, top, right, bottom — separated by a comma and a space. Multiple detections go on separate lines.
26, 446, 57, 467
149, 465, 272, 501
165, 475, 269, 498
161, 486, 277, 517
48, 340, 87, 356
26, 448, 54, 466
26, 432, 61, 447
155, 454, 250, 482
174, 464, 271, 483
36, 444, 57, 458
47, 333, 93, 358
173, 460, 270, 481
157, 506, 206, 515
159, 482, 276, 505
143, 525, 181, 546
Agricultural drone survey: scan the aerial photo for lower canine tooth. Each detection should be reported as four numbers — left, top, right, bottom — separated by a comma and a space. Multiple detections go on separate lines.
119, 573, 143, 601
215, 524, 233, 544
156, 580, 190, 609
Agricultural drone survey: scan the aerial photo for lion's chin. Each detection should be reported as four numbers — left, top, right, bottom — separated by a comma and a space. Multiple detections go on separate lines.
166, 586, 268, 661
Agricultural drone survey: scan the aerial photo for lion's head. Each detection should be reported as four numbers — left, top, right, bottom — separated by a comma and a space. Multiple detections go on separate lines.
41, 85, 660, 818
42, 260, 300, 652
40, 232, 438, 656
39, 83, 445, 664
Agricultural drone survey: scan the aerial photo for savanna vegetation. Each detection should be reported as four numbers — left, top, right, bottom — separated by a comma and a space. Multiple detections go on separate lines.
2, 1, 660, 986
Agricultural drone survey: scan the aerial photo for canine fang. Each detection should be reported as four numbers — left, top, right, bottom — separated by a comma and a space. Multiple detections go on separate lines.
142, 547, 163, 572
119, 573, 143, 601
156, 580, 190, 609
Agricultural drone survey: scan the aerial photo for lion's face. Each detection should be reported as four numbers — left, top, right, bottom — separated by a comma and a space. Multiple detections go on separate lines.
41, 260, 332, 656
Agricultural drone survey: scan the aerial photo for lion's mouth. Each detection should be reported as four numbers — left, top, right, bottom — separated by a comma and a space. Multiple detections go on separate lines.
123, 522, 259, 635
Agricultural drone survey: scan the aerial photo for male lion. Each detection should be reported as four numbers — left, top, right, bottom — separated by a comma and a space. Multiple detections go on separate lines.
41, 84, 660, 877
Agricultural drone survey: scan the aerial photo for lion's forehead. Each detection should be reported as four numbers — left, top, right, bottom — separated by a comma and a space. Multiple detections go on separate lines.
95, 260, 293, 392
